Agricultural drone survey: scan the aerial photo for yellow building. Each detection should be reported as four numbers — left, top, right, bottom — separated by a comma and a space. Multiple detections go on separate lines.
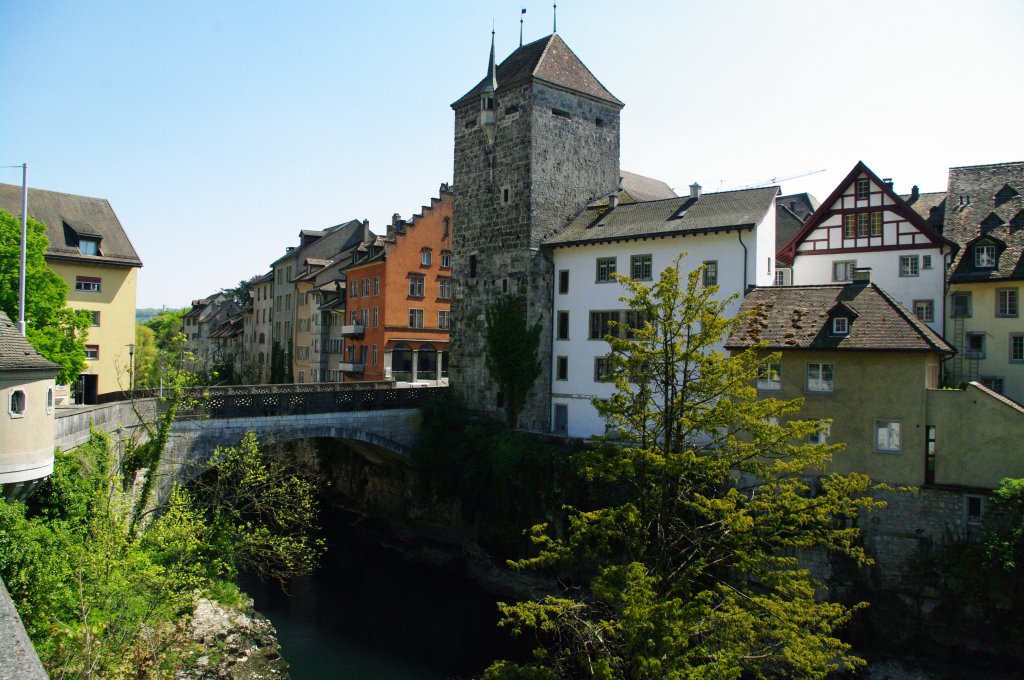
727, 275, 1024, 490
0, 184, 142, 402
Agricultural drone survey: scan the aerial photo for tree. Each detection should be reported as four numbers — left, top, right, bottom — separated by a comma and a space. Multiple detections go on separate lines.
220, 277, 255, 308
0, 209, 91, 384
486, 253, 882, 679
133, 323, 159, 389
143, 308, 186, 349
484, 295, 543, 428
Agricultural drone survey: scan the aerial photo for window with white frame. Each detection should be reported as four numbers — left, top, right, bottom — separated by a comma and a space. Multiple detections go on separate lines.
857, 212, 870, 237
9, 389, 26, 417
409, 274, 425, 297
78, 237, 100, 255
807, 422, 831, 445
631, 254, 652, 281
832, 260, 856, 282
757, 361, 781, 390
75, 276, 101, 292
440, 251, 451, 268
438, 310, 450, 329
900, 255, 920, 277
373, 307, 379, 328
843, 214, 856, 239
372, 345, 378, 366
438, 277, 452, 299
806, 363, 834, 392
409, 308, 424, 328
363, 278, 370, 296
596, 257, 617, 283
875, 420, 901, 452
421, 248, 432, 266
870, 211, 882, 236
85, 345, 100, 360
922, 255, 933, 269
856, 178, 870, 199
374, 277, 380, 295
1011, 334, 1024, 363
914, 300, 935, 323
832, 317, 849, 335
997, 288, 1018, 317
975, 243, 996, 268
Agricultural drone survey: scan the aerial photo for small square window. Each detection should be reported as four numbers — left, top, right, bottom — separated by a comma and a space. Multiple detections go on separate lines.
807, 422, 831, 445
900, 255, 920, 277
951, 292, 972, 318
832, 261, 856, 282
975, 243, 996, 268
90, 310, 101, 326
631, 254, 652, 281
703, 261, 718, 287
832, 317, 849, 335
596, 257, 617, 283
922, 255, 933, 269
85, 345, 100, 360
875, 420, 901, 452
914, 300, 934, 323
556, 356, 568, 381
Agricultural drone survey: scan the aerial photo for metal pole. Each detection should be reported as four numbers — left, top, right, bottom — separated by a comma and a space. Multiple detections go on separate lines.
18, 163, 28, 336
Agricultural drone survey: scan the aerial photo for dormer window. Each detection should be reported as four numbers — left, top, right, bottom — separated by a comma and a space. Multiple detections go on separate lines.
995, 184, 1019, 206
832, 317, 850, 335
975, 243, 997, 268
78, 237, 100, 255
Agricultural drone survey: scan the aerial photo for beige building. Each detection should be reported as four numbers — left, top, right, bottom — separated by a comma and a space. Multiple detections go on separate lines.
0, 184, 142, 402
727, 275, 1024, 490
1, 310, 58, 501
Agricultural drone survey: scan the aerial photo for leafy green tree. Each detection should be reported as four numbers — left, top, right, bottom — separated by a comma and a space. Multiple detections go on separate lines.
220, 277, 255, 308
982, 477, 1024, 573
486, 253, 882, 679
133, 323, 160, 389
485, 295, 543, 428
143, 308, 186, 349
0, 209, 91, 384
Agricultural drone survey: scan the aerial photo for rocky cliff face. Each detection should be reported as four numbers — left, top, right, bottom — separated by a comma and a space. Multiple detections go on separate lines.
177, 597, 289, 680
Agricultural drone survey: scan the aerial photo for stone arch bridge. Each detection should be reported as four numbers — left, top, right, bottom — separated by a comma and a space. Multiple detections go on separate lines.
54, 382, 447, 497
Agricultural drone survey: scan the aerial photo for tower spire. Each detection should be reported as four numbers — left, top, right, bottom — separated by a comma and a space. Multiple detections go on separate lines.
553, 2, 557, 33
486, 26, 497, 93
520, 8, 526, 47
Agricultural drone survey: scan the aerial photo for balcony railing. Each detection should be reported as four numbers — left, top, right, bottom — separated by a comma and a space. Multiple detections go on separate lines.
341, 324, 365, 337
339, 361, 365, 373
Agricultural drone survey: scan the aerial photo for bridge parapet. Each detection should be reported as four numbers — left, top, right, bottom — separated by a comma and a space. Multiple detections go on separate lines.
187, 383, 446, 420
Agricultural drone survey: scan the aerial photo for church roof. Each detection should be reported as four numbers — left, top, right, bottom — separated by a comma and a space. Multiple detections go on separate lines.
452, 33, 622, 108
0, 183, 142, 268
545, 186, 778, 248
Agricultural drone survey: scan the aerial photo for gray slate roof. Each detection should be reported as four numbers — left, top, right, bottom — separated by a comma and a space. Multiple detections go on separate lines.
726, 282, 953, 354
0, 183, 142, 268
545, 186, 778, 248
620, 171, 677, 202
941, 162, 1024, 282
0, 310, 60, 372
453, 33, 622, 108
901, 190, 947, 230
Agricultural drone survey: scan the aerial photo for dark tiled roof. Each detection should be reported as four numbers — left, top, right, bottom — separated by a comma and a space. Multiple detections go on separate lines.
776, 192, 819, 221
545, 186, 778, 247
775, 204, 805, 252
726, 282, 953, 354
0, 311, 60, 372
0, 183, 142, 268
942, 162, 1024, 282
901, 190, 947, 229
452, 34, 622, 108
620, 171, 677, 202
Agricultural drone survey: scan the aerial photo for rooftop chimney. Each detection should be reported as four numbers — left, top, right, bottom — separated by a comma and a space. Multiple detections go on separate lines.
608, 193, 619, 209
690, 182, 702, 199
851, 267, 872, 284
883, 178, 893, 190
910, 185, 920, 203
362, 219, 370, 243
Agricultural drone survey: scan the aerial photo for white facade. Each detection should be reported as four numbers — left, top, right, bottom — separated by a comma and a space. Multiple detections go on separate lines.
549, 210, 775, 439
784, 167, 950, 334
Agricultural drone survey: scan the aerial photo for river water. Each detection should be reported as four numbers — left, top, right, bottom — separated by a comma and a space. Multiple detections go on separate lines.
241, 508, 530, 679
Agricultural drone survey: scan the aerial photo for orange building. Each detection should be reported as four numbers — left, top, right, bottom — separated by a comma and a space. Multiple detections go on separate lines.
339, 186, 452, 383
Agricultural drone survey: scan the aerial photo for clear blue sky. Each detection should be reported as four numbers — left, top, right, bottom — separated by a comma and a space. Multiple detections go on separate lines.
3, 0, 1022, 309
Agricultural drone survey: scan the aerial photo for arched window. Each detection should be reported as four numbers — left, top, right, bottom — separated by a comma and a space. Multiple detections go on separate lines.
259, 332, 266, 344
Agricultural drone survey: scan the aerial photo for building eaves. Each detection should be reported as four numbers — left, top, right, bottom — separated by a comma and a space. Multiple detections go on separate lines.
0, 310, 61, 372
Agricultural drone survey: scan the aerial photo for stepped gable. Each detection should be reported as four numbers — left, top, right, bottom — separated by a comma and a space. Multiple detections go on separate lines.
0, 183, 142, 268
0, 310, 60, 372
726, 283, 953, 354
452, 33, 622, 108
943, 161, 1024, 282
545, 186, 778, 247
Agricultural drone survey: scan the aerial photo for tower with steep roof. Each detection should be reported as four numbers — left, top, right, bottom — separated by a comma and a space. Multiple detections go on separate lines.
449, 33, 623, 430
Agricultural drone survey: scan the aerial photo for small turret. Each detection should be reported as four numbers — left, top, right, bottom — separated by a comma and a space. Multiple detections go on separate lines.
480, 30, 498, 147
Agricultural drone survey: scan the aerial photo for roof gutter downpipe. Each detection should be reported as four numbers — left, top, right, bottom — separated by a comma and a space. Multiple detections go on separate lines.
737, 228, 748, 293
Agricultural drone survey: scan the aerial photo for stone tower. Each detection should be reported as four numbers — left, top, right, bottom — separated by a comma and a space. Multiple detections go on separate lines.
449, 33, 623, 430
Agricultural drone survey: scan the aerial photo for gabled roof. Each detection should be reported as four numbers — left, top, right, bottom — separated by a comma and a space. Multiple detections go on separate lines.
901, 189, 947, 229
620, 171, 677, 202
776, 161, 953, 265
0, 183, 142, 268
943, 161, 1024, 282
0, 310, 60, 372
452, 33, 622, 108
544, 186, 778, 248
725, 282, 953, 355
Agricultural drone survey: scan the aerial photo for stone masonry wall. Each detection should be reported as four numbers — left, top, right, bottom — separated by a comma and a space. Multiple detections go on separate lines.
450, 80, 620, 432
